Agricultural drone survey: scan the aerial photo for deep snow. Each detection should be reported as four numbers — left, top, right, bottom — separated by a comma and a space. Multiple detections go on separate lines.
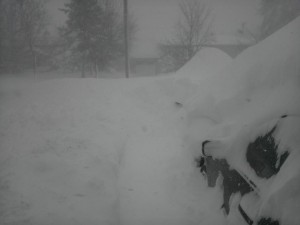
0, 17, 300, 225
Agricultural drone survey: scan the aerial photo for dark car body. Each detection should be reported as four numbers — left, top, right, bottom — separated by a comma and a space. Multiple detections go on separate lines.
196, 115, 300, 225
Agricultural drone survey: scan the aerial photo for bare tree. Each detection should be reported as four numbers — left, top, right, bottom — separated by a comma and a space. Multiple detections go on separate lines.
177, 0, 213, 59
159, 0, 214, 72
20, 0, 48, 74
0, 0, 48, 74
237, 22, 260, 44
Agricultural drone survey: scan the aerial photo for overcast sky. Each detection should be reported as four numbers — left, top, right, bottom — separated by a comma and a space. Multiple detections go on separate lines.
46, 0, 261, 57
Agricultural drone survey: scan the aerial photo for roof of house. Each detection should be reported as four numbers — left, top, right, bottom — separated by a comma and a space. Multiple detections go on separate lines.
202, 44, 250, 58
211, 34, 255, 45
131, 34, 255, 59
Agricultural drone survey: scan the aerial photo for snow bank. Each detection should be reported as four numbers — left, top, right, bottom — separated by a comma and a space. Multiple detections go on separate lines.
156, 48, 233, 106
187, 17, 300, 225
176, 47, 233, 79
187, 16, 300, 129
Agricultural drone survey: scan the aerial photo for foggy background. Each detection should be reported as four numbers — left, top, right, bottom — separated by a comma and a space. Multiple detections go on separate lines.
0, 0, 298, 77
46, 0, 261, 58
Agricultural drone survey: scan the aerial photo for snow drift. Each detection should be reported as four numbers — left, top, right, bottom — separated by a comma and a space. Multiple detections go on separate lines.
186, 16, 300, 144
187, 17, 300, 225
157, 47, 233, 107
176, 47, 233, 79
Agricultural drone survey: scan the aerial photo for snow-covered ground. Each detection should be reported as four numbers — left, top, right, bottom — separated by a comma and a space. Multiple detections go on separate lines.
0, 17, 300, 225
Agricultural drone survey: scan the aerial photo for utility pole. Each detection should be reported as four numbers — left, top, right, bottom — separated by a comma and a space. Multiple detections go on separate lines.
124, 0, 129, 78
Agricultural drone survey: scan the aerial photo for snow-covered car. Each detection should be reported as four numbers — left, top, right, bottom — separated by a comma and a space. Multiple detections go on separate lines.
196, 115, 300, 225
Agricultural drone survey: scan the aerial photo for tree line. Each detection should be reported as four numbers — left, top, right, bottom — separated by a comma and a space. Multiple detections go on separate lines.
59, 0, 136, 77
0, 0, 299, 76
0, 0, 136, 76
0, 0, 48, 74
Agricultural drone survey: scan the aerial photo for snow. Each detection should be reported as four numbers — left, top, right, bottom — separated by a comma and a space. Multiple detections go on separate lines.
186, 16, 300, 145
0, 77, 224, 225
186, 17, 300, 225
159, 47, 233, 107
1, 16, 300, 225
176, 47, 233, 79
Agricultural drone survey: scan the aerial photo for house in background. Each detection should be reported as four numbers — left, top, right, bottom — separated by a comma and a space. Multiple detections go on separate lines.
130, 57, 159, 76
129, 41, 160, 77
130, 34, 255, 76
204, 34, 256, 57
